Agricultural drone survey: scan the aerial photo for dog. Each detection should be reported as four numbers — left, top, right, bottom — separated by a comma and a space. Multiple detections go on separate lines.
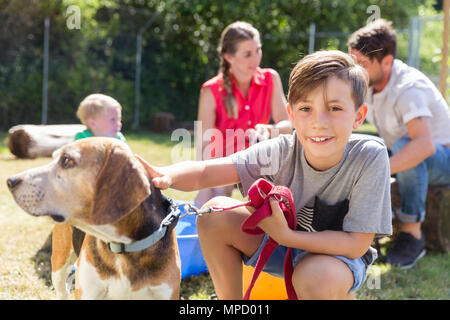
7, 137, 181, 299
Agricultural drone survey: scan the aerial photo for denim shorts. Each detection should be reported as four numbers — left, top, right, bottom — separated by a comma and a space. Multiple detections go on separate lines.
242, 235, 377, 293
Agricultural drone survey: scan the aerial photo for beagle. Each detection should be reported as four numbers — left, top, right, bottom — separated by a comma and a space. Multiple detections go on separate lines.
7, 137, 181, 299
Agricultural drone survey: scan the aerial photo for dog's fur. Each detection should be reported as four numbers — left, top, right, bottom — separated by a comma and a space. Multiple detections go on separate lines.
7, 137, 180, 299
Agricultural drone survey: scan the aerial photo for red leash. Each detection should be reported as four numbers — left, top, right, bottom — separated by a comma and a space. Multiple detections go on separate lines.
211, 178, 298, 300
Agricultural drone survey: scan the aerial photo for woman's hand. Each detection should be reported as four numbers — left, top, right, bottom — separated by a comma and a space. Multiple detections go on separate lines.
254, 123, 273, 141
135, 154, 172, 190
257, 197, 290, 244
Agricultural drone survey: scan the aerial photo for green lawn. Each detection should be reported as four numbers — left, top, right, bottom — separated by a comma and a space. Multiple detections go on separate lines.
0, 129, 448, 300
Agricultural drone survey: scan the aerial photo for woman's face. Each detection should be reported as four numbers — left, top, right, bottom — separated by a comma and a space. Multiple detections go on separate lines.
225, 39, 262, 81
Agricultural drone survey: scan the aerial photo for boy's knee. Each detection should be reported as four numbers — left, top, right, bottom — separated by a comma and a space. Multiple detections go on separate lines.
292, 254, 353, 299
201, 196, 231, 209
197, 196, 235, 233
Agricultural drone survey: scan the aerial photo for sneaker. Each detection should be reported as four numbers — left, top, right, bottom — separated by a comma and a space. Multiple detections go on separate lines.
386, 232, 426, 270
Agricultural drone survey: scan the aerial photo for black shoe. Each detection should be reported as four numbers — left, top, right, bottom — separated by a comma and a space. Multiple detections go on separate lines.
386, 232, 426, 270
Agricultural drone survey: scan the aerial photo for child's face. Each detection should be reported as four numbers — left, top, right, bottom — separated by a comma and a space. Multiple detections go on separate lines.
287, 76, 367, 171
88, 107, 122, 138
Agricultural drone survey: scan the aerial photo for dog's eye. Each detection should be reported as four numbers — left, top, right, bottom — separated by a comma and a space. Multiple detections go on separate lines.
60, 154, 75, 169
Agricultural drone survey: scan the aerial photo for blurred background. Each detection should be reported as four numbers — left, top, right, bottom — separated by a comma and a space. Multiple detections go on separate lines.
0, 0, 448, 131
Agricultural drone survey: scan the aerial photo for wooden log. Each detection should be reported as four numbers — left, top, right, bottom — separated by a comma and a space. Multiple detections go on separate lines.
152, 112, 175, 133
7, 124, 86, 159
391, 181, 450, 252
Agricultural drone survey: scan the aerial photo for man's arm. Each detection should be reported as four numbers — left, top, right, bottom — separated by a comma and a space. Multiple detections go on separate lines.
389, 116, 435, 175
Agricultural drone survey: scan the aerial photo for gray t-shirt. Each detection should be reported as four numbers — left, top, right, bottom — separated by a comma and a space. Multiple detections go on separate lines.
365, 59, 450, 150
230, 133, 392, 237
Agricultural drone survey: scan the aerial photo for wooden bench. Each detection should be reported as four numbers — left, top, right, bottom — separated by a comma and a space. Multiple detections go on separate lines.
152, 112, 175, 133
391, 181, 450, 252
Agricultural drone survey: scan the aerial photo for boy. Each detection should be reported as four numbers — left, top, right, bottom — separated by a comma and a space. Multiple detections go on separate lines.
137, 50, 392, 299
75, 93, 126, 142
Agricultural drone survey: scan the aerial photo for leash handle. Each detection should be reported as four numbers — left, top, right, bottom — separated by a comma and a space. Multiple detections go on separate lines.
241, 178, 299, 300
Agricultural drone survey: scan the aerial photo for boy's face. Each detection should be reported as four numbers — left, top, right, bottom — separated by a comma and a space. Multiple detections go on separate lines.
287, 76, 367, 171
88, 107, 122, 138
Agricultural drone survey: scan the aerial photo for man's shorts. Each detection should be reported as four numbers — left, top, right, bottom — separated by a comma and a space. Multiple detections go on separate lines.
242, 235, 377, 293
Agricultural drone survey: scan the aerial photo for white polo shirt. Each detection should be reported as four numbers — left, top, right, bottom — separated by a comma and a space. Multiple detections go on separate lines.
365, 59, 450, 150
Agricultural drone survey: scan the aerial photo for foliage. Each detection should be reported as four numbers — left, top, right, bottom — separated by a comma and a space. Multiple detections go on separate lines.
0, 0, 436, 130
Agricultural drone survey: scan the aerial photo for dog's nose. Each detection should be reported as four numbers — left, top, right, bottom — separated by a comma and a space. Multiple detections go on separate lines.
7, 177, 22, 190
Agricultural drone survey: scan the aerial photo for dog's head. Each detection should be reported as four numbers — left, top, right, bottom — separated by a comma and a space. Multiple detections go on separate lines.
7, 137, 151, 226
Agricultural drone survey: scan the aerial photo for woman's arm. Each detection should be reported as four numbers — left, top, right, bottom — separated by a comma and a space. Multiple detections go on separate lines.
196, 87, 217, 160
254, 70, 292, 140
269, 69, 292, 136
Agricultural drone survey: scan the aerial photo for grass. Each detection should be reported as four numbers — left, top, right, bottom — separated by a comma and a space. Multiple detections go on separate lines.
0, 129, 449, 300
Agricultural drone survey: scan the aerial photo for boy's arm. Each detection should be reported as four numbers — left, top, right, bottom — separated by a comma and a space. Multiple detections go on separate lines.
136, 155, 240, 191
259, 199, 374, 259
280, 230, 374, 260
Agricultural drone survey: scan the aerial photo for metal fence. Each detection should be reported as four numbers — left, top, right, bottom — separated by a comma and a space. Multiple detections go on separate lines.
38, 15, 448, 125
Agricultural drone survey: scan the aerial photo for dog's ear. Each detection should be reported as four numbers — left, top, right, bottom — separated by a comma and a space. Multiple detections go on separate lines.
90, 144, 151, 225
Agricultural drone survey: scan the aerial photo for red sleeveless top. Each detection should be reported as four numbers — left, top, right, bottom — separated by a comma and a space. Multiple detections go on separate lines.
201, 68, 274, 158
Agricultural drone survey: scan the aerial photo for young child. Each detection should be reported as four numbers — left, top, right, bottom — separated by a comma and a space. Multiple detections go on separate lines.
137, 50, 392, 300
75, 93, 126, 142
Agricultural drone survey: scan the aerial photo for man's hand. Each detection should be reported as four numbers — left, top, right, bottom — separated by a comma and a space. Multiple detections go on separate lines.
135, 154, 172, 190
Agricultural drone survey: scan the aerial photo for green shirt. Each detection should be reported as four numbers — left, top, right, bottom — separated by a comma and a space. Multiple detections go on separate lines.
74, 129, 127, 143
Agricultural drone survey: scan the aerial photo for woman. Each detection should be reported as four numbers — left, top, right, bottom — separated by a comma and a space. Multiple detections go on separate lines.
195, 21, 292, 207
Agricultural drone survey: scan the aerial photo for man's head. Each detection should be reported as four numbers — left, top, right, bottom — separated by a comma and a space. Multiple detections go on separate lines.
287, 50, 368, 171
76, 94, 122, 138
348, 19, 396, 89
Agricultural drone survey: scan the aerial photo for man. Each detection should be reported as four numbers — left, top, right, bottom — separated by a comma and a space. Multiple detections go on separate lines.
348, 19, 450, 269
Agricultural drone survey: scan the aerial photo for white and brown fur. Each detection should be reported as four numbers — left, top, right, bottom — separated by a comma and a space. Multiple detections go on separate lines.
7, 137, 181, 299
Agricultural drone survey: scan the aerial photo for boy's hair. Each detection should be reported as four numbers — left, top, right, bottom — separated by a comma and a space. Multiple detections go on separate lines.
288, 50, 368, 109
218, 21, 261, 118
76, 94, 122, 126
347, 19, 397, 62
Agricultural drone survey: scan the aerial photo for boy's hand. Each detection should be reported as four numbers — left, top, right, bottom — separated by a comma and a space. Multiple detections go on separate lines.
135, 154, 172, 190
257, 197, 290, 243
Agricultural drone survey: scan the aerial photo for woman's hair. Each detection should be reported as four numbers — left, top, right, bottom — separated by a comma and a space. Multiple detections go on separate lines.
217, 21, 261, 118
288, 50, 368, 109
347, 19, 397, 62
76, 93, 121, 126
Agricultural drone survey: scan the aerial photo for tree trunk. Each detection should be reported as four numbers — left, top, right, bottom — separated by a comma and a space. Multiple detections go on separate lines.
391, 181, 450, 252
